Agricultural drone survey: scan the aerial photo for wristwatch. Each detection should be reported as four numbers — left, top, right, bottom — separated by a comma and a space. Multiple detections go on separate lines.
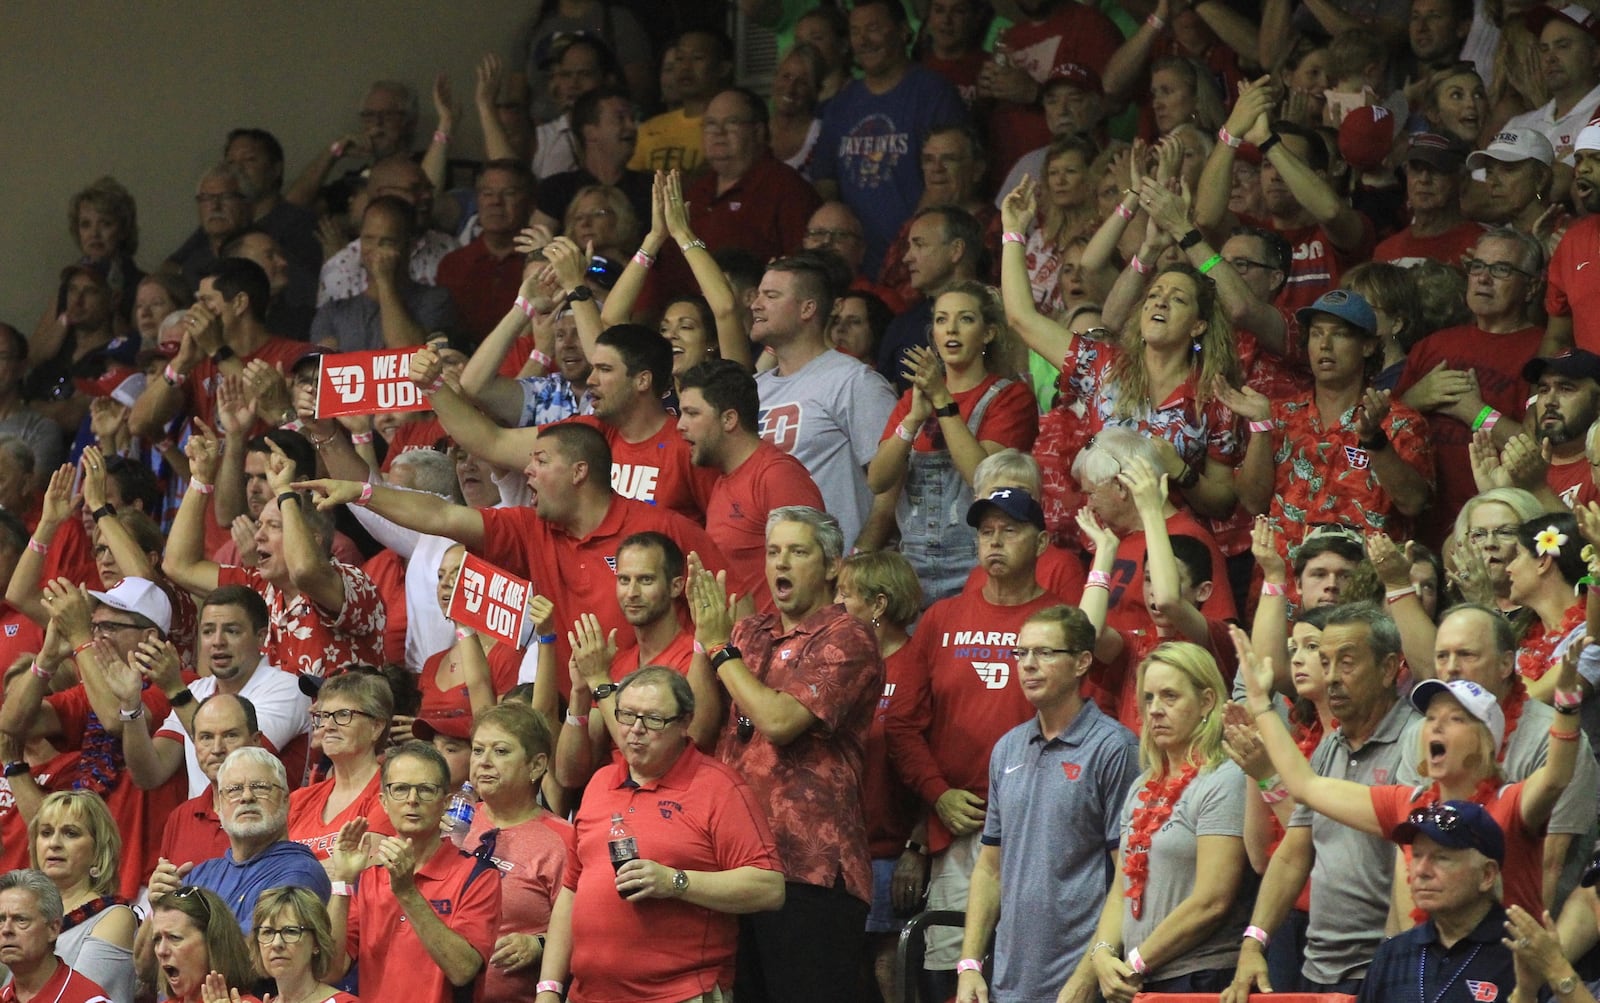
933, 401, 961, 419
592, 683, 619, 700
167, 688, 196, 709
671, 869, 689, 895
565, 285, 594, 303
211, 344, 236, 364
1554, 974, 1579, 997
91, 504, 117, 522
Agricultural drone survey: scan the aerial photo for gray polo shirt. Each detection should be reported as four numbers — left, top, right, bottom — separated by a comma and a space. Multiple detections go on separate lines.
982, 701, 1140, 1003
1117, 759, 1251, 980
1290, 697, 1425, 985
1504, 696, 1600, 907
309, 283, 459, 353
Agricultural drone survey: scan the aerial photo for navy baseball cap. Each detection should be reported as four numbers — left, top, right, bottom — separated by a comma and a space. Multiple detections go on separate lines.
1295, 289, 1378, 338
1392, 799, 1505, 863
1522, 349, 1600, 384
966, 487, 1046, 530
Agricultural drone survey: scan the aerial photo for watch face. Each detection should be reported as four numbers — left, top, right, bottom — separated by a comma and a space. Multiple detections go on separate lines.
594, 684, 618, 699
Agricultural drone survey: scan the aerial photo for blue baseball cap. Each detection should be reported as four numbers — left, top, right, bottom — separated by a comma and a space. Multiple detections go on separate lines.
1392, 799, 1505, 863
1295, 289, 1377, 338
966, 487, 1046, 530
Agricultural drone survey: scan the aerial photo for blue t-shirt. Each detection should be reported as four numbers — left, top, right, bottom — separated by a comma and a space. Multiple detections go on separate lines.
189, 839, 333, 930
814, 66, 967, 275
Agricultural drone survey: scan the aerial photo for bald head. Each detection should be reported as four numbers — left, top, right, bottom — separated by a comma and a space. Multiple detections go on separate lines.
193, 693, 261, 785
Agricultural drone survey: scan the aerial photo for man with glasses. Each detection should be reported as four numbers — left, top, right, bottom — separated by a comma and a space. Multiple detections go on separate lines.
145, 746, 329, 930
802, 202, 906, 312
1397, 228, 1546, 546
286, 81, 420, 210
0, 869, 114, 1003
315, 156, 457, 307
537, 666, 783, 1003
165, 163, 256, 289
954, 604, 1138, 1003
886, 487, 1066, 994
436, 160, 538, 341
118, 586, 310, 799
328, 741, 502, 1003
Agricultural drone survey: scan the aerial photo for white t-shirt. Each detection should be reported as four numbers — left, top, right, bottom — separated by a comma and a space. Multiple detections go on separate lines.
156, 657, 312, 797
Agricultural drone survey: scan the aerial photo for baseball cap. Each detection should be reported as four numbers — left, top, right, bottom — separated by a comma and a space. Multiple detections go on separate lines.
1522, 348, 1600, 383
413, 711, 474, 742
1337, 105, 1397, 172
1043, 63, 1102, 97
1577, 123, 1600, 154
1466, 127, 1555, 170
88, 577, 173, 635
1392, 799, 1506, 863
291, 344, 327, 370
110, 372, 148, 409
966, 487, 1046, 530
1409, 678, 1506, 750
1406, 132, 1469, 172
1526, 3, 1600, 43
1294, 289, 1378, 338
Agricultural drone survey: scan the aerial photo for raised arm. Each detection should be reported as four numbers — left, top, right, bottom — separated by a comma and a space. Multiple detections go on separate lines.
162, 426, 226, 597
1102, 0, 1170, 98
998, 177, 1073, 366
409, 345, 543, 471
294, 477, 487, 551
1126, 459, 1210, 643
82, 449, 155, 580
420, 74, 455, 196
542, 238, 605, 359
1248, 518, 1293, 694
473, 55, 517, 162
1075, 508, 1128, 664
689, 567, 816, 747
1366, 534, 1438, 680
3, 464, 75, 625
664, 170, 752, 369
601, 174, 668, 329
1196, 79, 1274, 232
1520, 638, 1585, 830
1216, 380, 1277, 517
263, 443, 348, 614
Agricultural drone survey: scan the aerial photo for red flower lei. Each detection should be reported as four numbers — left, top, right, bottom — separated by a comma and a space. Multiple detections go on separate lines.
1518, 601, 1586, 682
1123, 762, 1200, 920
1497, 677, 1527, 762
1407, 777, 1501, 925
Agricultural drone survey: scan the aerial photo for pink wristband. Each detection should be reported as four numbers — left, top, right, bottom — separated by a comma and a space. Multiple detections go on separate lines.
1130, 255, 1151, 274
536, 982, 564, 996
163, 364, 186, 387
895, 423, 915, 443
1244, 925, 1271, 948
454, 626, 476, 641
1218, 126, 1242, 149
514, 295, 537, 319
433, 130, 450, 145
1085, 570, 1112, 590
632, 249, 656, 269
529, 349, 554, 370
422, 373, 447, 394
350, 432, 373, 446
330, 140, 347, 158
355, 482, 374, 507
1481, 412, 1500, 432
1249, 419, 1272, 434
1554, 688, 1583, 710
1260, 581, 1287, 597
1115, 203, 1135, 221
955, 959, 983, 975
1127, 947, 1148, 975
1145, 13, 1165, 30
29, 661, 50, 682
26, 539, 47, 555
1001, 231, 1026, 245
190, 480, 215, 496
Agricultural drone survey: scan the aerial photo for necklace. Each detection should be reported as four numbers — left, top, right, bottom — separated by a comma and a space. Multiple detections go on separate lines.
1419, 941, 1483, 1003
1517, 601, 1584, 682
1123, 761, 1200, 920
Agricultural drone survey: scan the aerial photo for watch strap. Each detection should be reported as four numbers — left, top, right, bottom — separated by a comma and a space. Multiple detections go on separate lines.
933, 401, 961, 418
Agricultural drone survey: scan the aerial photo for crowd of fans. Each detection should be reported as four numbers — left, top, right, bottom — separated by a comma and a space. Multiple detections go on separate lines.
20, 0, 1600, 1002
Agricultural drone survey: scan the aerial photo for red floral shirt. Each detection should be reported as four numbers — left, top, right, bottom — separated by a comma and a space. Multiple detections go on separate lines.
217, 562, 386, 679
1264, 391, 1435, 560
718, 606, 883, 905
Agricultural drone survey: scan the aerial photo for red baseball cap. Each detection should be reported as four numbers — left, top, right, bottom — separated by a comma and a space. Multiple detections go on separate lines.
1526, 4, 1600, 43
1043, 63, 1102, 97
1338, 104, 1397, 171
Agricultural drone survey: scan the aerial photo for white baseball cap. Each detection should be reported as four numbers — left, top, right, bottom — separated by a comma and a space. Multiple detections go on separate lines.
88, 577, 172, 635
1466, 128, 1556, 169
1576, 123, 1600, 154
1410, 678, 1505, 750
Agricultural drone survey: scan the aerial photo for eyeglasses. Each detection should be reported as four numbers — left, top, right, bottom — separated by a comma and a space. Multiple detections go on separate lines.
1463, 258, 1533, 280
170, 886, 214, 926
90, 620, 144, 636
383, 782, 444, 802
571, 209, 614, 223
702, 117, 757, 134
614, 708, 684, 732
1010, 647, 1079, 661
1467, 527, 1520, 545
255, 925, 306, 944
1227, 258, 1276, 273
310, 708, 378, 727
806, 227, 861, 244
222, 781, 283, 802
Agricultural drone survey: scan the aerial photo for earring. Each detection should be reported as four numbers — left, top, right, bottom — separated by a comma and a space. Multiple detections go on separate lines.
1191, 337, 1202, 354
871, 616, 881, 628
88, 866, 100, 879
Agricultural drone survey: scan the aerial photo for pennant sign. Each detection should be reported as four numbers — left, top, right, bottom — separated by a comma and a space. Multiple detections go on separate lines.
314, 348, 432, 418
446, 553, 532, 648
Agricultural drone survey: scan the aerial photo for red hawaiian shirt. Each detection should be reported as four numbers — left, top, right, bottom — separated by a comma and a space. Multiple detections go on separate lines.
216, 562, 385, 679
718, 605, 883, 905
1264, 391, 1434, 561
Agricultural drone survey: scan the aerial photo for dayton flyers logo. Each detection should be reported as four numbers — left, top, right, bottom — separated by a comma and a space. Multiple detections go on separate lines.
1467, 980, 1499, 1002
1343, 445, 1370, 470
1062, 763, 1082, 781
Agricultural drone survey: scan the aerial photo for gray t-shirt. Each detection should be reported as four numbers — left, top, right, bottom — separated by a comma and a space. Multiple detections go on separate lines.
1290, 697, 1426, 985
1118, 759, 1251, 981
309, 284, 459, 354
755, 350, 895, 551
1504, 694, 1600, 909
983, 702, 1141, 1003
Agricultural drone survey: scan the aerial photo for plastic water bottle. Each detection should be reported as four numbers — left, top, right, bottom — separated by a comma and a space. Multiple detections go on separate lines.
608, 813, 638, 897
445, 783, 476, 847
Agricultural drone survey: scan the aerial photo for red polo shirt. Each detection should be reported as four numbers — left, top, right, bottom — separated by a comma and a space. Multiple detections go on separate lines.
475, 498, 726, 690
347, 840, 501, 1003
183, 336, 305, 431
158, 789, 230, 867
0, 604, 42, 681
609, 627, 696, 680
687, 152, 820, 265
436, 236, 526, 342
566, 745, 779, 1003
0, 959, 111, 1003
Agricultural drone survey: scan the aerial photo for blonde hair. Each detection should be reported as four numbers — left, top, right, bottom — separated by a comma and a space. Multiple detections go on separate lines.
1135, 642, 1228, 773
839, 551, 923, 628
934, 280, 1027, 378
27, 792, 121, 896
1106, 264, 1240, 418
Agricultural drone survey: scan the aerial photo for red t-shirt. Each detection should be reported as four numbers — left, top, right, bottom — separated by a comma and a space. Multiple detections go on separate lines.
183, 336, 306, 431
988, 6, 1123, 179
287, 772, 397, 859
706, 442, 825, 611
718, 607, 882, 904
466, 811, 574, 1003
215, 563, 386, 680
475, 498, 726, 688
158, 788, 230, 867
1372, 222, 1485, 268
0, 958, 111, 1003
961, 543, 1087, 605
416, 643, 525, 718
1548, 456, 1596, 509
1256, 216, 1379, 315
1262, 391, 1435, 561
0, 604, 43, 680
880, 374, 1039, 454
887, 589, 1061, 852
921, 50, 986, 108
608, 628, 696, 681
380, 416, 447, 474
347, 840, 501, 1003
1396, 324, 1543, 549
20, 501, 98, 590
435, 237, 525, 342
567, 746, 779, 1003
863, 644, 923, 859
46, 684, 184, 899
1371, 782, 1542, 917
1546, 214, 1600, 353
564, 416, 716, 524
